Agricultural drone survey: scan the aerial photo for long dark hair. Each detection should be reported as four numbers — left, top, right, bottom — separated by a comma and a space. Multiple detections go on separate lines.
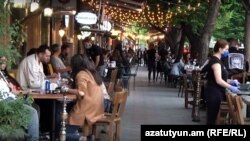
71, 54, 102, 88
214, 39, 228, 52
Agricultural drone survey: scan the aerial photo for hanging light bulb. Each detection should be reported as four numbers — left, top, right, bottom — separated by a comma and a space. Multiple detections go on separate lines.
44, 7, 53, 17
13, 0, 26, 8
77, 34, 82, 40
59, 29, 65, 37
30, 1, 39, 12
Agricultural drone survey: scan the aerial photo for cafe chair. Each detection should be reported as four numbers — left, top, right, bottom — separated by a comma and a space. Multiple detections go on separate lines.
129, 64, 139, 90
92, 89, 128, 141
225, 93, 238, 124
9, 69, 17, 79
107, 69, 118, 99
233, 95, 250, 125
48, 63, 54, 75
216, 101, 230, 125
231, 72, 246, 84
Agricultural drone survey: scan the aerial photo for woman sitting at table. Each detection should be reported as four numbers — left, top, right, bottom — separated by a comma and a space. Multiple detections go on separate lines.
0, 56, 39, 141
62, 54, 104, 141
0, 56, 22, 92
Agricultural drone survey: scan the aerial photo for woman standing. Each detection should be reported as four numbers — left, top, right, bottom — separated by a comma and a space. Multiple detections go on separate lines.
204, 39, 240, 125
64, 54, 104, 141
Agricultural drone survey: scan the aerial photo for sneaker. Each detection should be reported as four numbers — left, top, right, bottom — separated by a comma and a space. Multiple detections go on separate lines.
79, 136, 87, 141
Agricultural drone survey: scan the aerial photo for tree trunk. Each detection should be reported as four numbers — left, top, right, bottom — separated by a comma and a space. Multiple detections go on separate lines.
174, 28, 182, 57
199, 33, 210, 63
245, 11, 250, 71
199, 0, 221, 64
175, 29, 185, 63
182, 23, 200, 59
166, 27, 182, 56
189, 37, 200, 58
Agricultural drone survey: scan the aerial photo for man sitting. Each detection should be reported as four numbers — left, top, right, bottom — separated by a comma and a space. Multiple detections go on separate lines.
16, 45, 51, 90
221, 38, 246, 78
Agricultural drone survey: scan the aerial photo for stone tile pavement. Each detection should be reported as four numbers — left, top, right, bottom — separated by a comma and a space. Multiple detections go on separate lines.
120, 66, 206, 141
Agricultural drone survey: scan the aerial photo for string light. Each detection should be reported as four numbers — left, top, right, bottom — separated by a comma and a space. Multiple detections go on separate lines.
81, 0, 205, 29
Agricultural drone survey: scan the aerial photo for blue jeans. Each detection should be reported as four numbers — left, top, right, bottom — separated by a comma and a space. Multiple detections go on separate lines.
104, 99, 111, 113
66, 125, 81, 141
97, 64, 106, 78
24, 104, 39, 141
66, 125, 93, 141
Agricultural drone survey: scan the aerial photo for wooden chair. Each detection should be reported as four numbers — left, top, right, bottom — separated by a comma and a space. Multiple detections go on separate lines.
231, 71, 246, 84
216, 101, 230, 125
92, 89, 128, 141
9, 69, 17, 79
48, 63, 54, 75
233, 95, 250, 125
107, 69, 118, 99
225, 93, 238, 124
121, 64, 139, 90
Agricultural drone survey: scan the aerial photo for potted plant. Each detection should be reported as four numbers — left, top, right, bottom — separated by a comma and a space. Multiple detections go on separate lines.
0, 94, 34, 141
0, 1, 23, 70
0, 2, 31, 140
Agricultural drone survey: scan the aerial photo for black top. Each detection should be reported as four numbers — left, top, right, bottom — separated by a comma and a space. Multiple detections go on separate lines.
221, 47, 244, 77
86, 44, 104, 66
206, 56, 228, 92
147, 48, 156, 62
60, 54, 67, 65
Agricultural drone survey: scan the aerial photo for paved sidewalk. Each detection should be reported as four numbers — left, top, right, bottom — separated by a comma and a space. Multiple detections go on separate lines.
120, 66, 206, 141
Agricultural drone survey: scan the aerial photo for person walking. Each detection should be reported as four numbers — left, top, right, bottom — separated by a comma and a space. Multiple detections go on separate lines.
147, 43, 156, 83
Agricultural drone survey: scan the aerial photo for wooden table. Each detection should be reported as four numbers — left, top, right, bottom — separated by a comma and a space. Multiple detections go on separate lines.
28, 93, 76, 141
242, 96, 250, 105
29, 93, 76, 100
236, 90, 250, 118
238, 90, 250, 96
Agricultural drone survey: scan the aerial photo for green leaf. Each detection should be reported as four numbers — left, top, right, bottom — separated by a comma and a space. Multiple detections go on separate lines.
0, 95, 33, 139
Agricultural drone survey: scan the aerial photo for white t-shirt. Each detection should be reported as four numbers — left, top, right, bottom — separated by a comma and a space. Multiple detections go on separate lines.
101, 82, 110, 100
0, 79, 16, 100
51, 55, 70, 78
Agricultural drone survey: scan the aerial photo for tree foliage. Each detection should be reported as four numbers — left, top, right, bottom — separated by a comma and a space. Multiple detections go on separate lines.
0, 1, 23, 69
213, 0, 245, 41
145, 0, 245, 42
